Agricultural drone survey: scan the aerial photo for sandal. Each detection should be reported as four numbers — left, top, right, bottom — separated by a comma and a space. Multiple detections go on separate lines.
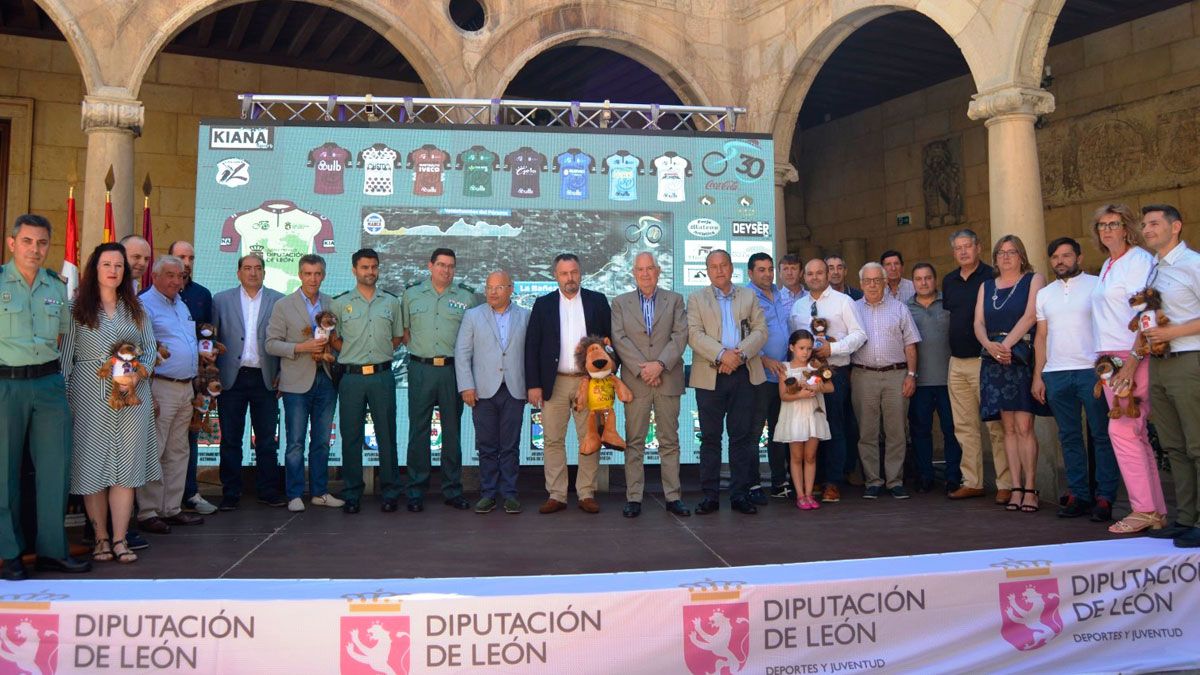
1020, 489, 1040, 513
91, 538, 113, 563
112, 539, 138, 564
1005, 488, 1025, 511
1108, 511, 1164, 534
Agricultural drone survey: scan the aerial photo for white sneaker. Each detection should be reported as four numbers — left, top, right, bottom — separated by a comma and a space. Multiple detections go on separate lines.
311, 493, 345, 508
186, 493, 217, 515
287, 497, 305, 512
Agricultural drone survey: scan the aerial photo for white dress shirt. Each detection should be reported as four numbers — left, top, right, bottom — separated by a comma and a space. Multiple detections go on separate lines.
1153, 241, 1200, 353
1036, 273, 1099, 372
558, 291, 586, 373
788, 287, 867, 367
240, 286, 262, 368
1091, 246, 1154, 352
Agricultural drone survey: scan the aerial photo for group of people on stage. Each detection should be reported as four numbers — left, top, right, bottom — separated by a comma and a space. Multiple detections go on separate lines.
3, 201, 1200, 579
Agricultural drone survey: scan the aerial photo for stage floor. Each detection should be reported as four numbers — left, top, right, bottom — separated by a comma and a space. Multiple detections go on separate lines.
40, 467, 1152, 582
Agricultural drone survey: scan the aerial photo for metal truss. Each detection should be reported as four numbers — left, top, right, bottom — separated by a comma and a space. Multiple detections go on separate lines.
238, 95, 745, 132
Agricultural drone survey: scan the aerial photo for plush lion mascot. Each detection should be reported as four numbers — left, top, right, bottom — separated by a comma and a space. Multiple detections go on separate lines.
573, 336, 633, 455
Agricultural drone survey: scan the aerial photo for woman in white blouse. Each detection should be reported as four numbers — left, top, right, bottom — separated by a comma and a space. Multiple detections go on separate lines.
1088, 203, 1167, 534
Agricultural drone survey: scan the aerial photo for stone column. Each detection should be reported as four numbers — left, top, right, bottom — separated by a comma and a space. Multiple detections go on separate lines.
81, 95, 143, 256
774, 162, 798, 258
967, 87, 1055, 274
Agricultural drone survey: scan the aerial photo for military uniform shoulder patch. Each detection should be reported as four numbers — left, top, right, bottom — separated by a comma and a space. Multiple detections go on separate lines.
45, 268, 67, 284
457, 283, 476, 294
404, 280, 422, 289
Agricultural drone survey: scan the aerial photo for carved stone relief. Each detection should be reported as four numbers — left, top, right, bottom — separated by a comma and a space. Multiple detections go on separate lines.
922, 137, 964, 228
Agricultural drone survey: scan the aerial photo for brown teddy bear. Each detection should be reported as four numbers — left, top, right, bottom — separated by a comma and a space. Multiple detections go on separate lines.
573, 336, 633, 455
1127, 287, 1171, 358
189, 378, 223, 434
197, 323, 226, 379
96, 341, 150, 409
784, 358, 835, 413
810, 318, 837, 350
302, 310, 338, 364
155, 343, 171, 366
1093, 354, 1139, 419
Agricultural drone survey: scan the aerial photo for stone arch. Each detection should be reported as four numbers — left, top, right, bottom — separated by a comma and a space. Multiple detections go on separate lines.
1012, 0, 1069, 89
477, 7, 716, 107
122, 0, 460, 99
767, 1, 999, 159
32, 0, 103, 93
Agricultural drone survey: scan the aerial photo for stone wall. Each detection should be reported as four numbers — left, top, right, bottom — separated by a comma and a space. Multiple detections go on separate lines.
795, 2, 1200, 275
0, 33, 425, 265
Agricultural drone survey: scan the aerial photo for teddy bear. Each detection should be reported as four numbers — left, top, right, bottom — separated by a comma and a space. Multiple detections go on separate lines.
573, 336, 633, 455
1127, 287, 1171, 358
197, 323, 226, 379
1093, 354, 1139, 419
189, 378, 223, 434
96, 341, 150, 409
810, 318, 837, 351
302, 310, 339, 364
784, 358, 835, 413
154, 343, 171, 366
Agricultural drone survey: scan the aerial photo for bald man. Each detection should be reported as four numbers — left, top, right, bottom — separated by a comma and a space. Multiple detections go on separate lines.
120, 235, 153, 292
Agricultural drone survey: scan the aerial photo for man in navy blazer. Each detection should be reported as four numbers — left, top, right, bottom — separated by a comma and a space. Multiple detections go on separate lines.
524, 253, 613, 514
212, 254, 284, 510
456, 270, 530, 514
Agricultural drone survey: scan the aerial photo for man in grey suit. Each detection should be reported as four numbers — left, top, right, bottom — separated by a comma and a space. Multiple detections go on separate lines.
688, 249, 768, 515
455, 270, 530, 515
265, 254, 345, 513
611, 252, 690, 518
212, 253, 284, 511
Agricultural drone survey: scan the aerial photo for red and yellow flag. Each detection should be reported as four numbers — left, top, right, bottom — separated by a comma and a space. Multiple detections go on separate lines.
61, 186, 79, 298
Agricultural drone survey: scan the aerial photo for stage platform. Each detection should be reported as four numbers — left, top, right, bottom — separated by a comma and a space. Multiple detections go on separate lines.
44, 468, 1137, 581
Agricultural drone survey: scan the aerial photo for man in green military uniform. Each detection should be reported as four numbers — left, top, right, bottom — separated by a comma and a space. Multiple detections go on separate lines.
1, 214, 91, 579
330, 248, 404, 514
403, 248, 477, 512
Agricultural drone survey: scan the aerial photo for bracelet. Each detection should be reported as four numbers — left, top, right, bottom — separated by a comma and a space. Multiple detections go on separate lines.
1129, 349, 1144, 362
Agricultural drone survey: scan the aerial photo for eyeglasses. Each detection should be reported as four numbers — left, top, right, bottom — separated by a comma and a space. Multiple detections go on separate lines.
1096, 222, 1124, 231
995, 250, 1021, 258
861, 278, 885, 285
810, 301, 818, 317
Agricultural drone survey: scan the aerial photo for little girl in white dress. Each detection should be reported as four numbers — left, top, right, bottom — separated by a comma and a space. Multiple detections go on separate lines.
775, 329, 833, 510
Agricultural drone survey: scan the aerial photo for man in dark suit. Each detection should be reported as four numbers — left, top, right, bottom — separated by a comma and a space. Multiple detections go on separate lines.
611, 252, 690, 518
212, 253, 284, 510
524, 253, 613, 514
687, 249, 768, 515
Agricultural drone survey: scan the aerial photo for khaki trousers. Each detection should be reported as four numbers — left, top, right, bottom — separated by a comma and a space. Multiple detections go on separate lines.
1150, 352, 1200, 527
851, 368, 909, 488
623, 388, 682, 502
138, 379, 193, 520
948, 356, 1010, 490
540, 374, 598, 501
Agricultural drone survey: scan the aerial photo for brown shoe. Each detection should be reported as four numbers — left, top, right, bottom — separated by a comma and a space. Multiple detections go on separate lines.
821, 484, 841, 503
994, 489, 1013, 505
947, 486, 985, 499
538, 499, 567, 514
137, 517, 171, 535
578, 497, 600, 514
164, 512, 204, 526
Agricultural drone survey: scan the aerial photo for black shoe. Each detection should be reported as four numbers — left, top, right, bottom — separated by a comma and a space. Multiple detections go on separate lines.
914, 478, 935, 494
444, 496, 471, 510
407, 499, 424, 513
696, 499, 720, 515
35, 556, 91, 574
665, 500, 691, 517
731, 499, 758, 515
1057, 497, 1092, 518
381, 499, 399, 513
138, 517, 171, 535
258, 494, 287, 507
1174, 528, 1200, 548
126, 530, 150, 551
1148, 522, 1194, 539
748, 485, 768, 506
218, 496, 240, 511
1090, 498, 1113, 523
164, 512, 204, 526
2, 558, 27, 581
770, 485, 794, 499
622, 501, 642, 518
342, 500, 361, 514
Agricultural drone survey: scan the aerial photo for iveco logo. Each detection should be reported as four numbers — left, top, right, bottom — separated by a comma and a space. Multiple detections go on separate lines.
209, 127, 274, 150
687, 218, 720, 237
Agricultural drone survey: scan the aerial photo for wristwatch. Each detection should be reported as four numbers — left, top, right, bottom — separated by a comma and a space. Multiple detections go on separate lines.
906, 371, 917, 379
1129, 349, 1144, 362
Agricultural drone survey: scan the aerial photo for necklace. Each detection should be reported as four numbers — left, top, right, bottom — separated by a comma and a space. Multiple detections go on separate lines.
991, 277, 1020, 311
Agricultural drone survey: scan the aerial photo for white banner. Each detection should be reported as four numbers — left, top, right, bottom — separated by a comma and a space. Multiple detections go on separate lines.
1, 539, 1197, 673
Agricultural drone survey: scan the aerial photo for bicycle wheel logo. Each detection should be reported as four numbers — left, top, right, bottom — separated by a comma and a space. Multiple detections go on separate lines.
702, 141, 766, 183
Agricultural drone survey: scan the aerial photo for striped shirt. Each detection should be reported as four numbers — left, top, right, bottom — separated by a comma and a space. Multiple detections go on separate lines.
851, 295, 921, 368
639, 289, 656, 335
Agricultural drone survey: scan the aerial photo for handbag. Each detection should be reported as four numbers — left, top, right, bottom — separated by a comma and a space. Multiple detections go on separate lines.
982, 332, 1032, 366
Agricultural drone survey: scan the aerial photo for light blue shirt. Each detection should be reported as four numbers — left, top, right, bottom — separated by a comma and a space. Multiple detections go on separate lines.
748, 282, 790, 383
640, 289, 656, 335
714, 285, 739, 351
303, 292, 322, 331
493, 304, 513, 351
142, 286, 198, 380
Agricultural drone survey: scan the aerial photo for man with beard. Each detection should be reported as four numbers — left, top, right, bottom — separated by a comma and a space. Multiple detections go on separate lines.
1032, 237, 1118, 521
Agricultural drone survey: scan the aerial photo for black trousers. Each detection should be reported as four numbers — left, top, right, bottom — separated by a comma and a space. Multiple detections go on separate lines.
696, 368, 757, 501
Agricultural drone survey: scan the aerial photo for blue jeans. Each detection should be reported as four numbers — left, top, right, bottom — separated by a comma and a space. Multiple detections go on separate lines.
820, 367, 852, 486
282, 370, 337, 499
473, 384, 524, 500
1043, 368, 1119, 502
908, 385, 962, 485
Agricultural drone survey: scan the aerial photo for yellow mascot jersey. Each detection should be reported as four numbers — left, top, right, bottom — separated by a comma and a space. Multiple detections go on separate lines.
587, 378, 616, 409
